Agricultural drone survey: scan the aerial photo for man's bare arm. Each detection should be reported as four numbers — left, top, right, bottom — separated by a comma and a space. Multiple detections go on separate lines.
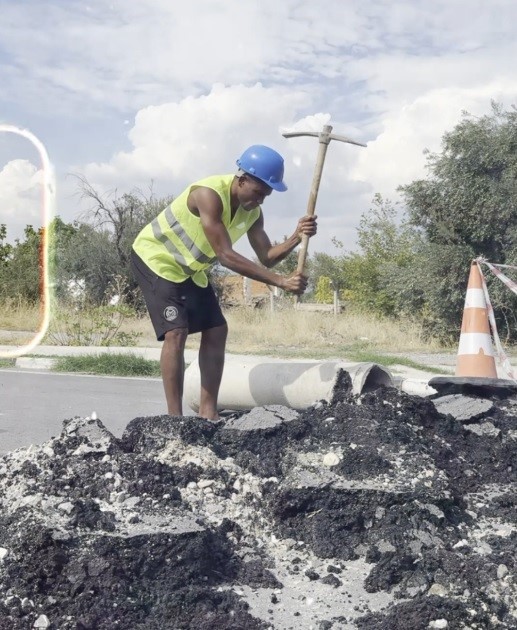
191, 187, 307, 294
247, 212, 317, 268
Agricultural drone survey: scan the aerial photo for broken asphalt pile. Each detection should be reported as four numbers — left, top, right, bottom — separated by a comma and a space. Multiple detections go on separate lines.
0, 377, 516, 629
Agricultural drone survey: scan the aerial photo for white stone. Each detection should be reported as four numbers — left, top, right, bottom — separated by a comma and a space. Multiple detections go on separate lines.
428, 583, 447, 597
0, 548, 8, 560
497, 564, 509, 579
428, 620, 448, 629
33, 614, 50, 628
322, 452, 340, 467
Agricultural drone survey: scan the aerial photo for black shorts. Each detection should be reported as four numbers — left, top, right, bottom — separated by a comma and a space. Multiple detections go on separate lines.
131, 250, 226, 340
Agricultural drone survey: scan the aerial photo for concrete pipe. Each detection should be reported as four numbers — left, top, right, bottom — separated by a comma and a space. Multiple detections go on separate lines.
184, 358, 394, 412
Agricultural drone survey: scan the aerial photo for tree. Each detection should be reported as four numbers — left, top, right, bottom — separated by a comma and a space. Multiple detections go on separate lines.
399, 102, 517, 341
341, 195, 418, 315
48, 217, 79, 300
0, 225, 42, 302
401, 103, 517, 260
0, 224, 13, 266
69, 175, 173, 305
310, 241, 347, 285
314, 276, 334, 304
55, 222, 119, 304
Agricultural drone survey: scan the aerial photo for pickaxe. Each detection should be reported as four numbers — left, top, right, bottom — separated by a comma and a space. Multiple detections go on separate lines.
282, 124, 366, 275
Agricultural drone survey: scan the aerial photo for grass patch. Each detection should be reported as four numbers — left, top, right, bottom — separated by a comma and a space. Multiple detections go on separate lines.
0, 296, 41, 332
53, 353, 161, 378
347, 350, 451, 374
0, 358, 16, 368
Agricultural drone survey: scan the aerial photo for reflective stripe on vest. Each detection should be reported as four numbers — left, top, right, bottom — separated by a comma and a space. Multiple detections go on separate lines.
150, 205, 217, 275
132, 174, 261, 286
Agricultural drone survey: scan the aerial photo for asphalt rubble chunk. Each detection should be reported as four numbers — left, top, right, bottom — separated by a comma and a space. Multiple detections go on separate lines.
0, 384, 515, 629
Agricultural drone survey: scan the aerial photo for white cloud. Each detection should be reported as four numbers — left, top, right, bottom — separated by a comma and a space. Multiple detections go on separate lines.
0, 160, 43, 242
2, 0, 515, 115
2, 0, 517, 258
78, 84, 368, 256
83, 83, 306, 185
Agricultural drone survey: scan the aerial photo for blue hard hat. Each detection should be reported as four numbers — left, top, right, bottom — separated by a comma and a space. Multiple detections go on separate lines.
236, 145, 288, 192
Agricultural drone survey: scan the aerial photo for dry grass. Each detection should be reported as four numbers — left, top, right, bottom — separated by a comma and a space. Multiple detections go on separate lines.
120, 306, 446, 359
220, 307, 445, 359
1, 300, 447, 359
0, 297, 41, 345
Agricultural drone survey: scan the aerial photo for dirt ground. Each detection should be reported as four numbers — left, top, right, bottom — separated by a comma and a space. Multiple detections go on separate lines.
0, 378, 515, 629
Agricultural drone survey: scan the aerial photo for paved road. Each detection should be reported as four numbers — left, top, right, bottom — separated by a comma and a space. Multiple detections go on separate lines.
0, 369, 188, 456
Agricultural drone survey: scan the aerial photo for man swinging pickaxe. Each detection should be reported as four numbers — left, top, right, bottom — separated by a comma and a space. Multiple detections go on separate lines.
282, 124, 366, 278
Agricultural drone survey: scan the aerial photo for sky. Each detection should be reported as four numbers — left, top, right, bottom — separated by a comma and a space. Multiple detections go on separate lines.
1, 0, 516, 261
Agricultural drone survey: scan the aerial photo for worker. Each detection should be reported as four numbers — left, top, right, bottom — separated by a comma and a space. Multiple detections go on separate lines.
131, 144, 317, 421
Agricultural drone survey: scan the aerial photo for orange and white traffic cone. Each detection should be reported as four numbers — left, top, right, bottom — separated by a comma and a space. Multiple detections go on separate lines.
455, 261, 497, 378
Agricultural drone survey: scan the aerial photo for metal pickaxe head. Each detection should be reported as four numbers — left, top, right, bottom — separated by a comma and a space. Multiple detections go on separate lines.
282, 124, 366, 274
282, 124, 366, 149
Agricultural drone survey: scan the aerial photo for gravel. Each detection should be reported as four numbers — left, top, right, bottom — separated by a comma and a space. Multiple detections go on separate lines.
0, 380, 515, 629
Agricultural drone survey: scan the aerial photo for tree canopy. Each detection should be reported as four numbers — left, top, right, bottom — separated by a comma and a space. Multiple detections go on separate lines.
401, 102, 517, 261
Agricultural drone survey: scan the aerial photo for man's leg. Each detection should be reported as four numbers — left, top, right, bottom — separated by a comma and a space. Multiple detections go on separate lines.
198, 323, 228, 420
161, 327, 188, 415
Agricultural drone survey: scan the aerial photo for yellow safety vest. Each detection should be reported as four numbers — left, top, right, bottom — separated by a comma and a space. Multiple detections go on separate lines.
132, 174, 261, 287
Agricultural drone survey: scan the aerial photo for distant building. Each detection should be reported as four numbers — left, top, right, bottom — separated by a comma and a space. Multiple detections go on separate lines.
220, 274, 342, 313
220, 275, 277, 307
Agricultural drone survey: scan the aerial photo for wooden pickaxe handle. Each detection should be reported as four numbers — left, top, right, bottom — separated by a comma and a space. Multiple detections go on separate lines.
282, 124, 366, 275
